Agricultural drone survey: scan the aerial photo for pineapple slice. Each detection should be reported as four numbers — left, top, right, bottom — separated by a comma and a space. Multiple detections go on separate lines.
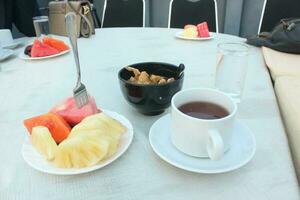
52, 113, 126, 168
54, 134, 109, 168
71, 113, 126, 140
94, 113, 126, 138
31, 126, 58, 161
70, 130, 119, 158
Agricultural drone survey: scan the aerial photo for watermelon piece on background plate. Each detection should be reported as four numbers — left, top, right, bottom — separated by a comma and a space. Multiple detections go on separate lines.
31, 39, 60, 57
50, 96, 100, 127
197, 22, 210, 38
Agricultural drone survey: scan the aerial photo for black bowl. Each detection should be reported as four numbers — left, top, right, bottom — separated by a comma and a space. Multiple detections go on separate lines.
118, 62, 184, 115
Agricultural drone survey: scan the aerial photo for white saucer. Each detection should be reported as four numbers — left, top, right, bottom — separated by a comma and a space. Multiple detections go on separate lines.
22, 110, 134, 175
0, 49, 14, 61
2, 41, 22, 49
149, 114, 256, 174
175, 31, 214, 41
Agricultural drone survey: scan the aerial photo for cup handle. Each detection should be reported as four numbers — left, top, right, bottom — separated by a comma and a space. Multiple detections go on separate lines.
207, 129, 224, 160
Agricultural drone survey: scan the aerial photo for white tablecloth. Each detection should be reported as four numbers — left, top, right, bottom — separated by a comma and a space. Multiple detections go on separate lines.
0, 28, 299, 200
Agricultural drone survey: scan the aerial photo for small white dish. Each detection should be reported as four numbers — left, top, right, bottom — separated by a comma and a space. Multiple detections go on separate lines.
22, 110, 134, 175
0, 29, 21, 49
0, 49, 14, 61
2, 41, 22, 49
18, 49, 70, 61
175, 31, 214, 41
149, 114, 256, 174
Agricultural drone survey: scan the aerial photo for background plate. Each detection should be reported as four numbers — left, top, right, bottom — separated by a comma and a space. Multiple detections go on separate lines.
2, 41, 22, 49
175, 31, 214, 41
19, 49, 70, 60
0, 49, 14, 61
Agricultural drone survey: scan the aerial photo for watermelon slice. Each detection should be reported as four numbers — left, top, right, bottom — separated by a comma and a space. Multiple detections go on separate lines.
43, 37, 69, 52
50, 96, 100, 127
197, 22, 210, 38
31, 40, 59, 57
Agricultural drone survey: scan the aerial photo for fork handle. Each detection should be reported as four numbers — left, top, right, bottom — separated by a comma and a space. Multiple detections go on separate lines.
66, 12, 81, 88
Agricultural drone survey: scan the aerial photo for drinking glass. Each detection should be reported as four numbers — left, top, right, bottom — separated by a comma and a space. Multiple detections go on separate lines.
215, 42, 249, 102
33, 16, 49, 37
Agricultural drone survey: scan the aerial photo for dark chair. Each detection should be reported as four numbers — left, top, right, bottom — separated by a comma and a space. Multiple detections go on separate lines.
258, 0, 300, 33
101, 0, 145, 28
91, 4, 101, 28
168, 0, 218, 33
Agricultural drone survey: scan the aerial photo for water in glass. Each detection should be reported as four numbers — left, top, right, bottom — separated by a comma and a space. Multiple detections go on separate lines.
215, 42, 249, 101
33, 16, 49, 37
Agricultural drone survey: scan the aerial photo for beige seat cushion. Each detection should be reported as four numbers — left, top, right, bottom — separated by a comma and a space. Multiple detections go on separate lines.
275, 76, 300, 177
262, 47, 300, 80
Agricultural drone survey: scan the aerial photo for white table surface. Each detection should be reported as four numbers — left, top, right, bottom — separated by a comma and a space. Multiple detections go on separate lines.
0, 28, 299, 200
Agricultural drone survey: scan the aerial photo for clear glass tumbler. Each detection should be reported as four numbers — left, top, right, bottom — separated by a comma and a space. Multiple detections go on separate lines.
215, 42, 249, 101
32, 16, 49, 37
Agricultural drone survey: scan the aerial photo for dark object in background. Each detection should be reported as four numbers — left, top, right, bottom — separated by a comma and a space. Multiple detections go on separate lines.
102, 0, 144, 27
118, 62, 184, 116
169, 0, 218, 32
247, 18, 300, 54
258, 0, 300, 33
0, 0, 39, 37
91, 4, 101, 28
24, 45, 32, 57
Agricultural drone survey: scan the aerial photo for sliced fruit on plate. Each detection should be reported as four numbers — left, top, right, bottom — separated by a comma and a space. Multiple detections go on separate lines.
197, 22, 210, 38
31, 126, 58, 161
184, 24, 197, 30
53, 112, 126, 168
69, 129, 119, 158
24, 113, 71, 143
31, 40, 60, 57
54, 132, 110, 168
50, 96, 99, 127
43, 37, 69, 52
181, 26, 198, 38
71, 113, 126, 141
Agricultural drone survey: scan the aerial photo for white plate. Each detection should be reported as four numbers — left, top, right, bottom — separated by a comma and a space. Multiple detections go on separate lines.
175, 31, 214, 41
0, 49, 14, 61
18, 49, 70, 60
22, 110, 134, 175
2, 41, 22, 49
149, 114, 256, 174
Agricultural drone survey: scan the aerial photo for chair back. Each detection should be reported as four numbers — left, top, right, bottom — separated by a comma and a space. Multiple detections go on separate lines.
258, 0, 300, 33
102, 0, 145, 28
168, 0, 218, 32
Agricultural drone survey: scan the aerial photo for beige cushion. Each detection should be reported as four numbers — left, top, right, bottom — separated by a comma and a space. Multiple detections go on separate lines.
262, 47, 300, 80
275, 76, 300, 177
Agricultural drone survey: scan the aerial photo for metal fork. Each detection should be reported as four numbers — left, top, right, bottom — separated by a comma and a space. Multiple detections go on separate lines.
66, 12, 89, 108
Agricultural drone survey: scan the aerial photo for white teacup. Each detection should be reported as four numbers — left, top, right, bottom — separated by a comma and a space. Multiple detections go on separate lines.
0, 29, 14, 46
170, 88, 237, 160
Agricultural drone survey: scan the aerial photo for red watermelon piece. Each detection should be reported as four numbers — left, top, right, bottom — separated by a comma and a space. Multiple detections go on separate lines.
31, 40, 60, 57
197, 22, 210, 38
50, 96, 100, 127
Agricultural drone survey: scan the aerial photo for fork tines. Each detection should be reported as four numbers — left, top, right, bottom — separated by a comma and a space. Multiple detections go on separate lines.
73, 83, 89, 108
